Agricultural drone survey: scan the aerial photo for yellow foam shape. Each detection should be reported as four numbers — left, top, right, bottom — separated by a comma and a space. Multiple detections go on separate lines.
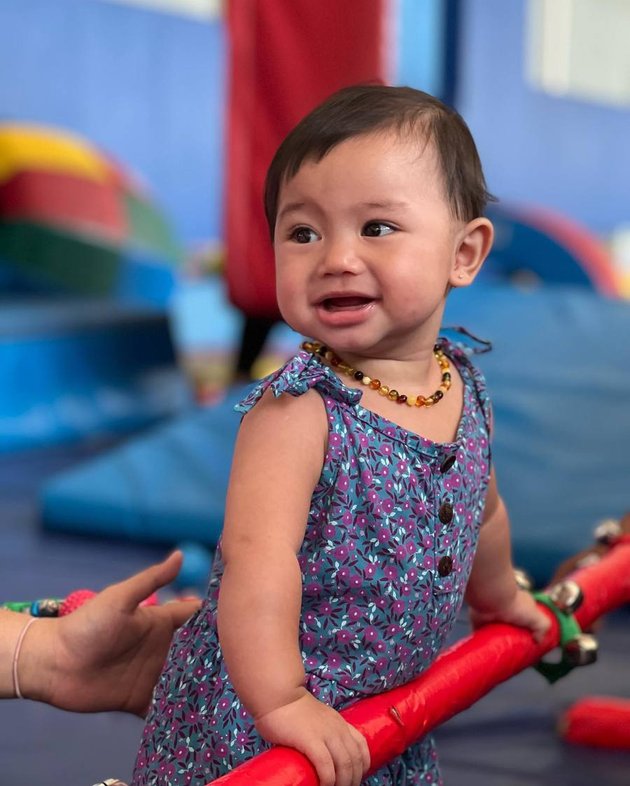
0, 124, 113, 185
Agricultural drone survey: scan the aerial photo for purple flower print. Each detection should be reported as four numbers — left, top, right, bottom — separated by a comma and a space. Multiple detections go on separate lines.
375, 657, 388, 672
364, 626, 379, 642
305, 581, 322, 596
382, 499, 395, 514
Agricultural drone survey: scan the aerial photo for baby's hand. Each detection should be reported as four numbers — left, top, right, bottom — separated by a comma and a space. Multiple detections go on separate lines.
469, 588, 551, 643
255, 690, 370, 786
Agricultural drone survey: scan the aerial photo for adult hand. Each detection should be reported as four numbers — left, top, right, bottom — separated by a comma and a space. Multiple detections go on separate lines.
255, 690, 370, 786
20, 551, 199, 715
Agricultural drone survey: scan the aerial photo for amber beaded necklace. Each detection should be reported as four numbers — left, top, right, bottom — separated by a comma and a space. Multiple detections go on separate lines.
301, 340, 451, 407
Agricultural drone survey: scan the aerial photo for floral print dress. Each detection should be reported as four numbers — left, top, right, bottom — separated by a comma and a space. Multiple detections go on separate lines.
132, 336, 492, 786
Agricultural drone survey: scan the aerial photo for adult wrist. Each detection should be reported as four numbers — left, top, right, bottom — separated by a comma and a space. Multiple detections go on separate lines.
15, 617, 56, 703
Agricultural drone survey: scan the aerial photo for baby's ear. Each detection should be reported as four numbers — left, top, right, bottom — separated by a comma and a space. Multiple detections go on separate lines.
450, 218, 494, 288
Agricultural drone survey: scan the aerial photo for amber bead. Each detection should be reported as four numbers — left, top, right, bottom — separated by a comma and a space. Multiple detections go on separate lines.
354, 370, 364, 381
388, 389, 398, 400
397, 394, 407, 404
370, 379, 381, 390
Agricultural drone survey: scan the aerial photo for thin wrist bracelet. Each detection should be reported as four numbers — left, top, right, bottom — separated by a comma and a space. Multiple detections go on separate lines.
12, 617, 37, 699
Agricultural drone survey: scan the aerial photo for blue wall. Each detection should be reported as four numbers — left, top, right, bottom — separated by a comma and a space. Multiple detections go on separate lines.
1, 0, 628, 246
0, 0, 225, 247
457, 0, 630, 236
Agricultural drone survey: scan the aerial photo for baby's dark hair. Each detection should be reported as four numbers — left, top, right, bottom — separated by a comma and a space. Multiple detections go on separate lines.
264, 84, 494, 237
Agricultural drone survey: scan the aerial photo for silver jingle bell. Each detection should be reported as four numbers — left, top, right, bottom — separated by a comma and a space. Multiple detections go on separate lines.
547, 580, 584, 614
593, 518, 622, 546
514, 567, 534, 592
564, 633, 598, 668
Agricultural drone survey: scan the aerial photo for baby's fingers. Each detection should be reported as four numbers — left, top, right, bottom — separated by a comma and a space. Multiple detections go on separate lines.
532, 609, 552, 643
301, 741, 336, 786
326, 734, 363, 786
348, 723, 371, 775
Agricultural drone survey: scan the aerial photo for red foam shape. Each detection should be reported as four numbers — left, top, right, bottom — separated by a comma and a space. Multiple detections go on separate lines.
560, 697, 630, 749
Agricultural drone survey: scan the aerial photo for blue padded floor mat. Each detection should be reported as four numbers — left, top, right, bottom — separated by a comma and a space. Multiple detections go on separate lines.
42, 285, 630, 584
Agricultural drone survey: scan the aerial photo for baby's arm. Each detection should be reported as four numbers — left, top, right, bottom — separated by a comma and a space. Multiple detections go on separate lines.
218, 389, 369, 786
465, 469, 550, 641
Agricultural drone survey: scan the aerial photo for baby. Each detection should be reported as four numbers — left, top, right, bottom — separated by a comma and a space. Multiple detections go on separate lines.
132, 84, 549, 786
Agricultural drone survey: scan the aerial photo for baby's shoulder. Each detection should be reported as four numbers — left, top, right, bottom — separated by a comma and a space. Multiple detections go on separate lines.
236, 350, 362, 418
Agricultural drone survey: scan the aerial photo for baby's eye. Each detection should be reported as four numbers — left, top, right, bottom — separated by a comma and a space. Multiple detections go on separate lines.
362, 222, 395, 237
290, 226, 319, 244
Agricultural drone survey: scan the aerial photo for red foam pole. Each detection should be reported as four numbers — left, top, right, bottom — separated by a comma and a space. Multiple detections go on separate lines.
208, 544, 630, 785
560, 697, 630, 749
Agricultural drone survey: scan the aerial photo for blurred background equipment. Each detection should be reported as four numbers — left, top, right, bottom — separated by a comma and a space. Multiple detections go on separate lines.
0, 122, 181, 303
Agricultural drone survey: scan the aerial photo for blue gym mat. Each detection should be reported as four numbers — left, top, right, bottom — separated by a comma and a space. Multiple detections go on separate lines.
0, 296, 189, 452
41, 285, 630, 583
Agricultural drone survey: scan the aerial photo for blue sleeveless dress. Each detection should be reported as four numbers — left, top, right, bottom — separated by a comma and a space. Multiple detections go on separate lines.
132, 337, 492, 786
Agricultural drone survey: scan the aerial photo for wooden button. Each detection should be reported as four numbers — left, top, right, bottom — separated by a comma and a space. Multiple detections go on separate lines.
438, 555, 453, 577
440, 454, 457, 473
438, 501, 453, 524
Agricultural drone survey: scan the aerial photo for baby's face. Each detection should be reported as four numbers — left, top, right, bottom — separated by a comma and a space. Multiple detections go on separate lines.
273, 130, 467, 360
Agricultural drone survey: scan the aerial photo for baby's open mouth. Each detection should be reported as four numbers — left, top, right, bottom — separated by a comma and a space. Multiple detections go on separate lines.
321, 296, 373, 311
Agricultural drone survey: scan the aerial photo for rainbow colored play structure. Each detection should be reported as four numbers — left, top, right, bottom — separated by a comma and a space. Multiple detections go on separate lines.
0, 123, 181, 303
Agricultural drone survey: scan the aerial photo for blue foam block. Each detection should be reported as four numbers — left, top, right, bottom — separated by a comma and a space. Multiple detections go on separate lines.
0, 297, 189, 452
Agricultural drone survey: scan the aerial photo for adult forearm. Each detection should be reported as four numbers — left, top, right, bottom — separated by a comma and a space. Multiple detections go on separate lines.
217, 546, 306, 719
